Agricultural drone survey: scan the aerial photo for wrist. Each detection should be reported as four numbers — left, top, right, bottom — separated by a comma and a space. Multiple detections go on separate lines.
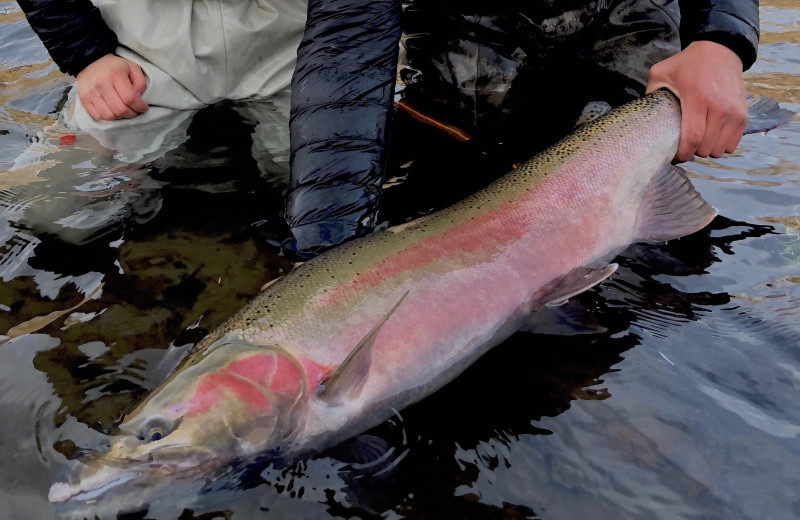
686, 36, 749, 71
684, 40, 743, 72
76, 53, 117, 78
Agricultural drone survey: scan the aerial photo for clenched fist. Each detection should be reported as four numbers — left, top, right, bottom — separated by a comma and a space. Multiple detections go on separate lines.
76, 54, 149, 121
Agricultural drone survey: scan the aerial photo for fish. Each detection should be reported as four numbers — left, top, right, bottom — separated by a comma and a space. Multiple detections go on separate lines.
47, 89, 794, 511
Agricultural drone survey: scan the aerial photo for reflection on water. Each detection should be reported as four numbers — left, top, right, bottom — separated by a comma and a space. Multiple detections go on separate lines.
1, 0, 799, 518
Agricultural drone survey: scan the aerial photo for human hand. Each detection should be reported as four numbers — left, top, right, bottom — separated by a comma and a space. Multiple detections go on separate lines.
76, 54, 149, 121
646, 40, 747, 162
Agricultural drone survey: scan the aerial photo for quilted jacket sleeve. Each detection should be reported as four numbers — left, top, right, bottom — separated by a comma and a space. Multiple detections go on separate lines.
285, 0, 402, 257
16, 0, 118, 76
679, 0, 760, 70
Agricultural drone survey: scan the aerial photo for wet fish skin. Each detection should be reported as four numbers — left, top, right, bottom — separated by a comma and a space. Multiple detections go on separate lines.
50, 89, 717, 506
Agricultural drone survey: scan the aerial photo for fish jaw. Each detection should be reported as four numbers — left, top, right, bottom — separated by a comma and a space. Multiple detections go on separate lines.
48, 443, 217, 504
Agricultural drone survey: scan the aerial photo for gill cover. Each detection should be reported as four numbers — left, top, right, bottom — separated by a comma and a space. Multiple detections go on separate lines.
126, 343, 311, 458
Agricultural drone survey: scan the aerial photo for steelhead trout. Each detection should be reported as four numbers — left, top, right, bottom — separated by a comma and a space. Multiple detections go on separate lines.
50, 90, 785, 507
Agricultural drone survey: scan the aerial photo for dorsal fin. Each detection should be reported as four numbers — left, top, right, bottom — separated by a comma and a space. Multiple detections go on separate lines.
318, 291, 409, 405
635, 163, 717, 242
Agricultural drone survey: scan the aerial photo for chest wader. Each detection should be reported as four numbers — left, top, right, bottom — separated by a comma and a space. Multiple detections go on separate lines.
400, 0, 681, 161
6, 0, 305, 245
66, 0, 305, 163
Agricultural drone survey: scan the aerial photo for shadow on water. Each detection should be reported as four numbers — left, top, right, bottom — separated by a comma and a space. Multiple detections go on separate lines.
50, 214, 782, 520
2, 1, 800, 519
14, 107, 295, 430
319, 217, 777, 519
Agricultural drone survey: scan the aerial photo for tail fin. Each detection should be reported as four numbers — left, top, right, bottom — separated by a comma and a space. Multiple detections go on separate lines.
744, 96, 796, 135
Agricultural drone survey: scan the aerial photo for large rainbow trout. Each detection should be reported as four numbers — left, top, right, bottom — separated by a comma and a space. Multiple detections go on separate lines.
49, 90, 787, 506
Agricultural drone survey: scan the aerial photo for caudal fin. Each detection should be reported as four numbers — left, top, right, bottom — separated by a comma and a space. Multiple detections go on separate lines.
635, 163, 717, 242
744, 96, 796, 135
633, 97, 793, 242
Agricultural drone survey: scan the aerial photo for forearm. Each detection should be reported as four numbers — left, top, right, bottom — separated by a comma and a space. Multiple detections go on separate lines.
286, 0, 402, 256
678, 0, 759, 70
16, 0, 117, 76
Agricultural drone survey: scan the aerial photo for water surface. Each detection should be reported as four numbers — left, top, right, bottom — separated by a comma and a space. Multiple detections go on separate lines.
0, 2, 799, 519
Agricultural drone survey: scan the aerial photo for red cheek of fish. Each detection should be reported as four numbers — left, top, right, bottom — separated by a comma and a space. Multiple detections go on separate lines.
223, 353, 331, 397
289, 354, 332, 394
269, 355, 303, 397
187, 373, 272, 417
223, 353, 301, 397
224, 354, 276, 387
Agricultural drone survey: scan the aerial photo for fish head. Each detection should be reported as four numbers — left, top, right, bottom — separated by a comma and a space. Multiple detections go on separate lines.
50, 341, 318, 507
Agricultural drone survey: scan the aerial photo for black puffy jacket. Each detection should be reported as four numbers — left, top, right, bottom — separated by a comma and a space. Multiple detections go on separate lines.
16, 0, 117, 76
679, 0, 760, 71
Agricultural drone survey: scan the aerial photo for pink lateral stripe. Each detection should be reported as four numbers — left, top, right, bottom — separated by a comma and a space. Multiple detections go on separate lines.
323, 193, 537, 304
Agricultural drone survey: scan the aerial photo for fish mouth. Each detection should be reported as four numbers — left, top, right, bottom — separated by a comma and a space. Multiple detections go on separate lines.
49, 445, 217, 504
48, 467, 139, 503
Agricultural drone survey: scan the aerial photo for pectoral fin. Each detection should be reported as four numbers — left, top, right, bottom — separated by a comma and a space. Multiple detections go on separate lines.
318, 291, 409, 405
635, 163, 717, 242
533, 264, 617, 308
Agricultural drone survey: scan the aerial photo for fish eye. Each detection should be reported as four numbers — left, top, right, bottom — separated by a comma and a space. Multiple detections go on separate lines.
138, 416, 178, 443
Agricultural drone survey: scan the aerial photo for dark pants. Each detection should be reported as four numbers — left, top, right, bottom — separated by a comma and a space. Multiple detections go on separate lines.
400, 0, 680, 157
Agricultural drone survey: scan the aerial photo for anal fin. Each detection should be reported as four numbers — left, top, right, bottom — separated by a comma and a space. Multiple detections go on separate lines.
635, 163, 717, 242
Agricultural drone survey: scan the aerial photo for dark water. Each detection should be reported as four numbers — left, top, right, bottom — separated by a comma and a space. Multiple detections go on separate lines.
1, 1, 799, 519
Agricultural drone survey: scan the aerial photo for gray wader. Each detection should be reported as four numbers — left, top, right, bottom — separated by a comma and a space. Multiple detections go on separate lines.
68, 0, 306, 163
4, 0, 305, 244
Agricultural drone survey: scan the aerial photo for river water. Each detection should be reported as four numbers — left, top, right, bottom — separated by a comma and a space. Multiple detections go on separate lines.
0, 2, 798, 519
